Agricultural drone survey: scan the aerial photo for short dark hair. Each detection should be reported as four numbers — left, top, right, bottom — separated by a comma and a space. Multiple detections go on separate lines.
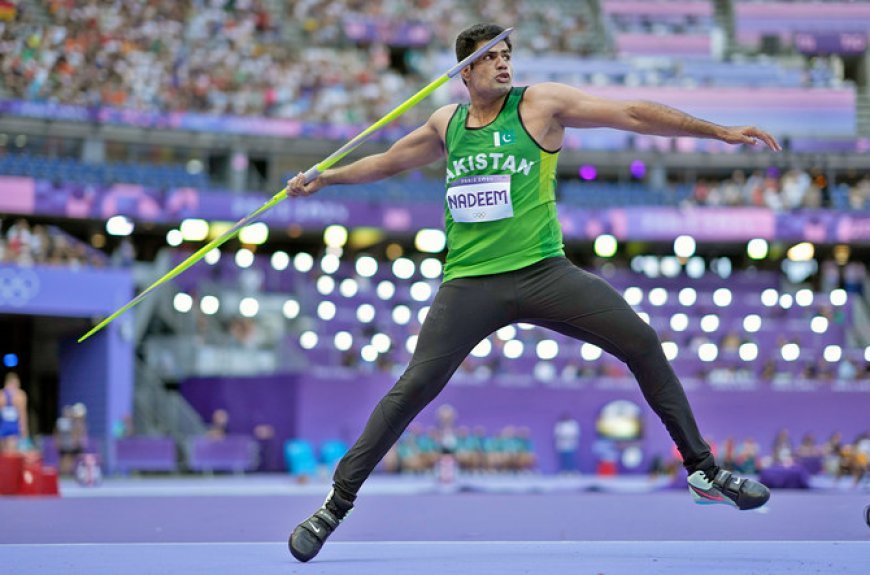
455, 23, 512, 63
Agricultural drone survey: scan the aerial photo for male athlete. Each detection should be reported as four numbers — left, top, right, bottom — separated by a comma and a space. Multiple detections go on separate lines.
285, 23, 779, 562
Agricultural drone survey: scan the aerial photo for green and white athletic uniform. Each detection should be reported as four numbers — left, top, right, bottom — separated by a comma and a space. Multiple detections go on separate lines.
332, 88, 713, 497
442, 87, 564, 281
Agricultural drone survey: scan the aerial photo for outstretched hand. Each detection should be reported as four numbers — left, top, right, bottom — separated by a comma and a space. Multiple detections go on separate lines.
285, 171, 325, 198
720, 126, 782, 151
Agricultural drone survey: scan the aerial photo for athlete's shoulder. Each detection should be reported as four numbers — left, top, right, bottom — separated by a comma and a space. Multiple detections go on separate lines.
427, 104, 462, 137
524, 82, 572, 102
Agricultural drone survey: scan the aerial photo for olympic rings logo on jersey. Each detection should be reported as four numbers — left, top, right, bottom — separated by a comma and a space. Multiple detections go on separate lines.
0, 268, 41, 307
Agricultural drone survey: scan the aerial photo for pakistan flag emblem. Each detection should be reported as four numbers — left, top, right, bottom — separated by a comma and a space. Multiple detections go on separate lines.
493, 130, 515, 147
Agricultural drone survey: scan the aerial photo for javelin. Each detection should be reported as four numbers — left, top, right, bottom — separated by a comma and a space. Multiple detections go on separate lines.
78, 27, 515, 343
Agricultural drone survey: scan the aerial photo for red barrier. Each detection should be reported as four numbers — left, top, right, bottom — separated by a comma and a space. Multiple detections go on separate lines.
0, 453, 24, 495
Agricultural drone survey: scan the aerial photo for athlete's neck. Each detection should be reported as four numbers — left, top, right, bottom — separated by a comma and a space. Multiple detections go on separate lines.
467, 92, 508, 127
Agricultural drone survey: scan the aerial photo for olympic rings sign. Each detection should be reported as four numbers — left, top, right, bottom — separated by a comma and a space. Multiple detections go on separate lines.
0, 268, 41, 307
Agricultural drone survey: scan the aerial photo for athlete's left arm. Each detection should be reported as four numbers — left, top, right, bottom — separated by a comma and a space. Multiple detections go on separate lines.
528, 83, 781, 151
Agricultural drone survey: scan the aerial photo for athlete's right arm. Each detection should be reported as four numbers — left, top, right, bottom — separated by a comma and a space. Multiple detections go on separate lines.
286, 105, 456, 197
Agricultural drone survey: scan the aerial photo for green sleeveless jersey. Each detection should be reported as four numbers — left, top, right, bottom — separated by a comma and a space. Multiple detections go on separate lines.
442, 86, 564, 282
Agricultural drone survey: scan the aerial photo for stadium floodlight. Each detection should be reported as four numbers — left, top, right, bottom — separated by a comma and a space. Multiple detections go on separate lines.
377, 280, 396, 300
294, 252, 314, 273
323, 225, 348, 248
739, 342, 758, 362
700, 314, 720, 333
415, 229, 446, 253
200, 295, 220, 316
239, 222, 269, 245
823, 345, 842, 363
829, 289, 847, 306
648, 287, 668, 306
361, 345, 378, 362
173, 293, 193, 313
698, 343, 718, 362
670, 313, 689, 332
166, 229, 183, 247
355, 256, 378, 277
239, 297, 259, 318
746, 238, 768, 260
662, 341, 678, 360
713, 288, 732, 307
743, 314, 762, 333
106, 215, 134, 237
392, 258, 415, 280
674, 235, 696, 258
581, 343, 602, 361
472, 339, 493, 358
204, 249, 221, 265
410, 281, 432, 302
504, 340, 524, 359
300, 331, 318, 350
282, 299, 300, 319
795, 289, 814, 307
235, 248, 254, 269
180, 219, 209, 242
317, 301, 336, 321
781, 343, 800, 361
405, 335, 418, 354
497, 325, 517, 341
391, 305, 411, 325
779, 293, 793, 309
357, 304, 375, 323
787, 242, 814, 262
77, 28, 515, 343
320, 254, 340, 274
271, 251, 289, 271
334, 332, 353, 352
372, 333, 391, 353
339, 278, 359, 298
623, 287, 643, 306
678, 287, 697, 307
536, 340, 559, 360
760, 288, 778, 307
594, 234, 618, 258
810, 316, 829, 334
316, 276, 335, 295
420, 258, 443, 279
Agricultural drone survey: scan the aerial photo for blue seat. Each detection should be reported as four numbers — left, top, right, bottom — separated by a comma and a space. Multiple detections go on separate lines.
284, 439, 318, 476
320, 440, 348, 468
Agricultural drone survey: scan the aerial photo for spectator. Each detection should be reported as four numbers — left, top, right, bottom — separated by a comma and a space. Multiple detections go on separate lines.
207, 408, 229, 440
55, 402, 88, 476
0, 372, 28, 453
553, 412, 580, 473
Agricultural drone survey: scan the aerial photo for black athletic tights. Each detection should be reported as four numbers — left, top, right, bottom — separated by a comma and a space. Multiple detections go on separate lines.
333, 256, 713, 498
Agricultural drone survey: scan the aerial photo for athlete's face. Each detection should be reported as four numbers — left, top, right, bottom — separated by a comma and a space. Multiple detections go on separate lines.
462, 40, 512, 96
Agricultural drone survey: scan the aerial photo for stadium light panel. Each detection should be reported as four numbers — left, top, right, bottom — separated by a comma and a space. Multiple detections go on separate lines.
180, 218, 209, 242
239, 297, 259, 317
173, 293, 193, 313
594, 234, 618, 258
316, 275, 335, 295
472, 339, 493, 358
239, 222, 269, 245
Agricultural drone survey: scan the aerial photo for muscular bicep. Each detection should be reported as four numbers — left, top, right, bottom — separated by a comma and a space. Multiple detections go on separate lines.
379, 120, 445, 175
532, 83, 638, 131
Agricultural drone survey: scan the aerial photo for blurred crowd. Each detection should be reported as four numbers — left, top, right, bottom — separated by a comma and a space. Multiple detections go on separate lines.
0, 0, 591, 126
685, 168, 869, 211
654, 428, 870, 488
381, 405, 537, 475
0, 217, 106, 267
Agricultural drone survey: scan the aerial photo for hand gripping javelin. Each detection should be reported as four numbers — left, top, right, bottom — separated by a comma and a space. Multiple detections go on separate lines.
78, 27, 515, 343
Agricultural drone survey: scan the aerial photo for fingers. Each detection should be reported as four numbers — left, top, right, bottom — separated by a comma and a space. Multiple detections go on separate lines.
285, 171, 311, 197
745, 127, 782, 152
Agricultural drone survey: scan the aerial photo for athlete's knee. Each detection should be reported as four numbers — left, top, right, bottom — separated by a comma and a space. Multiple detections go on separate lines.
388, 366, 447, 409
621, 320, 663, 362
